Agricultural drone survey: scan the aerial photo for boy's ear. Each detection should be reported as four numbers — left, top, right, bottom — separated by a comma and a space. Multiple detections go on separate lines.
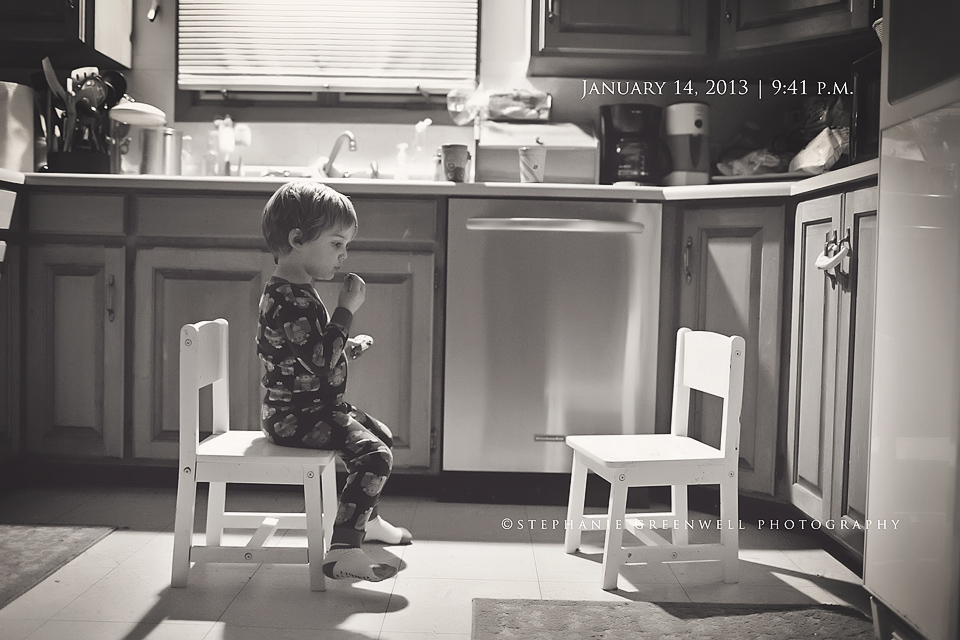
288, 228, 303, 249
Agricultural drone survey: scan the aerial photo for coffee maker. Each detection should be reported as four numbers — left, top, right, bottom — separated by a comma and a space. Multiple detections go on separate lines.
599, 103, 664, 185
664, 102, 710, 185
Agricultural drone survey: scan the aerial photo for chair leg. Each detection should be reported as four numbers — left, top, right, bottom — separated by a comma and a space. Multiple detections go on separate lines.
672, 484, 689, 546
205, 481, 227, 546
564, 452, 588, 554
720, 477, 739, 584
321, 462, 337, 552
601, 477, 628, 591
303, 465, 326, 592
171, 466, 198, 588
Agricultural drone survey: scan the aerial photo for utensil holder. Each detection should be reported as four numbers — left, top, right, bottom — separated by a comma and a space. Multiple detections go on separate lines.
46, 151, 111, 174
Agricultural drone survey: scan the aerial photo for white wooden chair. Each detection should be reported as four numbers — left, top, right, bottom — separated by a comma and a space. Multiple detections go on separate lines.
564, 327, 746, 590
171, 318, 338, 591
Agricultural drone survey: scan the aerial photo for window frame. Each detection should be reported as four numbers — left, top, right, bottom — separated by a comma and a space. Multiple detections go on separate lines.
173, 0, 483, 123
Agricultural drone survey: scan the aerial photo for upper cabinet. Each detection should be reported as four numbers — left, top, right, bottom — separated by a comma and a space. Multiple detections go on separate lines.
719, 0, 870, 54
531, 0, 878, 78
530, 0, 709, 77
0, 0, 133, 69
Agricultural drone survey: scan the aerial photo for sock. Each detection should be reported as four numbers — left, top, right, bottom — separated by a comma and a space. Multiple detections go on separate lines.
364, 516, 413, 545
322, 546, 397, 582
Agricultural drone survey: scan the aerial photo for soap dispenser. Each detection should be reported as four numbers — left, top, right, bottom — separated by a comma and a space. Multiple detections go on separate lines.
395, 142, 410, 180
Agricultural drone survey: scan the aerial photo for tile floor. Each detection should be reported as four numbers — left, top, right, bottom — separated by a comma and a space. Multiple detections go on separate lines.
0, 485, 872, 639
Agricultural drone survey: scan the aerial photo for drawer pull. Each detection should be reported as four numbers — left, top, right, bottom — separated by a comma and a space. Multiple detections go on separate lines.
466, 217, 644, 233
107, 274, 116, 322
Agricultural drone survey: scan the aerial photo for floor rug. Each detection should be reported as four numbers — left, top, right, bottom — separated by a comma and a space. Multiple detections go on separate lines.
0, 524, 114, 610
473, 598, 875, 639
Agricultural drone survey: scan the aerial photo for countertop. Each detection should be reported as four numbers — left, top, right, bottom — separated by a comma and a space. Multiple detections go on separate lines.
17, 158, 878, 200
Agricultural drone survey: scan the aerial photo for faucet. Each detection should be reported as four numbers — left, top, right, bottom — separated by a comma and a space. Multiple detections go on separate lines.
323, 130, 357, 176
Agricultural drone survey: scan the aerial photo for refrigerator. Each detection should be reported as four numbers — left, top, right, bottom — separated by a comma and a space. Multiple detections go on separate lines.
863, 2, 960, 639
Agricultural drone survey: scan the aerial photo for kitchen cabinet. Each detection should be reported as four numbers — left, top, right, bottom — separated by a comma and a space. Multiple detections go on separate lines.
313, 251, 435, 471
0, 245, 20, 460
678, 205, 785, 497
129, 194, 438, 470
785, 185, 877, 556
25, 244, 126, 458
131, 247, 276, 461
0, 0, 133, 69
22, 193, 126, 459
718, 0, 871, 53
529, 0, 708, 76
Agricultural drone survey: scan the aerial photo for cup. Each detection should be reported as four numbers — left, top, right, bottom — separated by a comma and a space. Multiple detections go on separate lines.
518, 145, 546, 183
441, 143, 471, 182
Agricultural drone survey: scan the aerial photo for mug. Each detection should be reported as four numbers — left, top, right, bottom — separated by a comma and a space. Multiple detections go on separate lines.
441, 144, 471, 182
518, 145, 547, 183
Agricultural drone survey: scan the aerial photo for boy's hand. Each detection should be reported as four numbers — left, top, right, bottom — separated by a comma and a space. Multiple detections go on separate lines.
347, 334, 374, 359
338, 273, 366, 314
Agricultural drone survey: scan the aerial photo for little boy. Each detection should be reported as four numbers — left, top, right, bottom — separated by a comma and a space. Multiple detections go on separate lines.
258, 180, 411, 582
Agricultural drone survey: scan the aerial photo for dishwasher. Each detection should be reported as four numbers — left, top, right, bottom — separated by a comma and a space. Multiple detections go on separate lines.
443, 198, 662, 473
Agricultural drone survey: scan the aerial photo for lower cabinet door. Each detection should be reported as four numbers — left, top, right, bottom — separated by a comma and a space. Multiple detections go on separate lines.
26, 245, 125, 458
831, 186, 878, 554
312, 251, 435, 470
786, 194, 843, 521
0, 244, 20, 458
680, 206, 785, 496
132, 247, 275, 460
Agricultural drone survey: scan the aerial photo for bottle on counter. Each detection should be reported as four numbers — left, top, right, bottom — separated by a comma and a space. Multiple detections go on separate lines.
408, 118, 434, 180
395, 142, 409, 180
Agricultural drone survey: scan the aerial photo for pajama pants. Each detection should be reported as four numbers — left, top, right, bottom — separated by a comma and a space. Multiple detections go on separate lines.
266, 404, 394, 548
328, 408, 394, 547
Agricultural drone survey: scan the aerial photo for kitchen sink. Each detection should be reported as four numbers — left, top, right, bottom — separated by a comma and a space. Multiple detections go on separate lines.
239, 165, 382, 179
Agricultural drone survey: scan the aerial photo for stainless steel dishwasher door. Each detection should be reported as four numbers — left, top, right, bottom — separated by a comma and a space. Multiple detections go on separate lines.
443, 198, 662, 472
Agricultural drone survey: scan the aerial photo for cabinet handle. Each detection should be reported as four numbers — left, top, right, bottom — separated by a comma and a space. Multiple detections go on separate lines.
683, 236, 693, 284
724, 0, 732, 23
106, 274, 116, 322
547, 0, 558, 23
466, 217, 644, 233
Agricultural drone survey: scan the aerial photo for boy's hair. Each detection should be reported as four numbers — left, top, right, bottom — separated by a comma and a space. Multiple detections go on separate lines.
262, 181, 357, 261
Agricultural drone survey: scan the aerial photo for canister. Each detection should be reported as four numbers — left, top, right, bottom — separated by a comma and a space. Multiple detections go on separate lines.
141, 127, 183, 175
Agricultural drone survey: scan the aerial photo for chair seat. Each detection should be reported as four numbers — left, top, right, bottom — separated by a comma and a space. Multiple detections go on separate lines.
197, 430, 336, 466
566, 434, 724, 468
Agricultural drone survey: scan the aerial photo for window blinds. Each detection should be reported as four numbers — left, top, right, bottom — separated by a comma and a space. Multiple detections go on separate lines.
177, 0, 479, 94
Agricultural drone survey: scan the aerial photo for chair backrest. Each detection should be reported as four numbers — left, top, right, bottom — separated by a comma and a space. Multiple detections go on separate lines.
179, 318, 230, 463
669, 327, 746, 463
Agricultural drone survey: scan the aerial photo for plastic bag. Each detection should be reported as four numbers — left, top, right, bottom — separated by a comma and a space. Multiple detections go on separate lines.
446, 84, 552, 125
716, 148, 783, 177
788, 126, 850, 175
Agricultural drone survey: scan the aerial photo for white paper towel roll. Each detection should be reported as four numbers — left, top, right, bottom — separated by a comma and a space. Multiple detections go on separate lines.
0, 82, 35, 172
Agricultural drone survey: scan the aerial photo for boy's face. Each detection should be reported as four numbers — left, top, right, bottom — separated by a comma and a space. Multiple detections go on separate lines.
295, 223, 357, 280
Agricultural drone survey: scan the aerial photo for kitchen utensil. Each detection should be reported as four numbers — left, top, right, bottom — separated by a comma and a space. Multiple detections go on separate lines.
141, 127, 183, 175
108, 101, 167, 126
63, 78, 77, 153
100, 70, 127, 109
70, 66, 99, 86
40, 57, 67, 107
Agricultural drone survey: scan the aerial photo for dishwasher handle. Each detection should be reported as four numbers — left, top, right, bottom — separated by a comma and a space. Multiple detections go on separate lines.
466, 217, 644, 233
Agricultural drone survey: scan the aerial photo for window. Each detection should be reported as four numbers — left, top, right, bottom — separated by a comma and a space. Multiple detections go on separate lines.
177, 0, 479, 100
